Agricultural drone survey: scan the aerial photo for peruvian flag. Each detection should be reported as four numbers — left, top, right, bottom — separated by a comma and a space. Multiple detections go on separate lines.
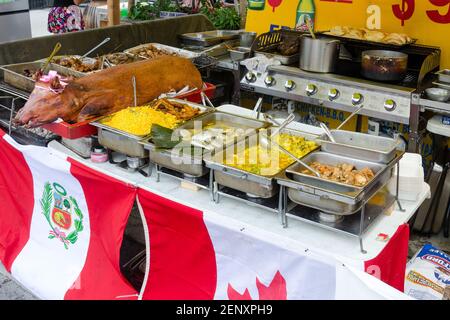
0, 130, 138, 300
137, 188, 410, 300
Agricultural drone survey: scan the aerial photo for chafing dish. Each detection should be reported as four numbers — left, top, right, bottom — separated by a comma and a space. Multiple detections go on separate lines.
316, 130, 400, 164
0, 61, 84, 92
124, 43, 201, 60
204, 128, 318, 198
276, 151, 402, 215
141, 111, 271, 177
179, 30, 240, 47
92, 99, 212, 157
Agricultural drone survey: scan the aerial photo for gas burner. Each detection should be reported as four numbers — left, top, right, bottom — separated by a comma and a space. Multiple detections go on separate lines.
317, 212, 344, 224
241, 43, 440, 125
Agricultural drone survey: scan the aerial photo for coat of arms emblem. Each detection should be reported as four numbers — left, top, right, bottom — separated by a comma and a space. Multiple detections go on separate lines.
40, 182, 84, 249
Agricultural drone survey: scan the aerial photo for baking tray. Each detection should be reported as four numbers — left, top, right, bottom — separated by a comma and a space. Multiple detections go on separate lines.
436, 69, 450, 83
179, 30, 240, 47
254, 49, 299, 65
316, 130, 400, 164
1, 61, 85, 92
124, 43, 201, 60
48, 55, 105, 74
204, 128, 318, 198
320, 32, 417, 48
142, 111, 271, 177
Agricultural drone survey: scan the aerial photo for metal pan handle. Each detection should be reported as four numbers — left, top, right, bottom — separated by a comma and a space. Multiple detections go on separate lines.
222, 168, 248, 179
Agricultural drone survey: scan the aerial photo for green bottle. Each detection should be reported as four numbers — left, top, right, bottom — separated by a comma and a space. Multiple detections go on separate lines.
248, 0, 265, 11
295, 0, 315, 32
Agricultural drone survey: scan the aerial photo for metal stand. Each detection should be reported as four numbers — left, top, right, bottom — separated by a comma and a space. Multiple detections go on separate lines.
278, 185, 288, 228
358, 204, 367, 254
395, 162, 405, 212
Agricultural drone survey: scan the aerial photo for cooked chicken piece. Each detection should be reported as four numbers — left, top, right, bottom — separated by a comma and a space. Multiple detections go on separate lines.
354, 173, 368, 186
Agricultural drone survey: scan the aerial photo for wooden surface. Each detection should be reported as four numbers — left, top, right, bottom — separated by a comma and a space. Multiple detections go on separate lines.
107, 0, 120, 26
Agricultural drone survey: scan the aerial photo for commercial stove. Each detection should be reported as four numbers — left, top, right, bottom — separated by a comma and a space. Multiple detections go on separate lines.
240, 42, 441, 150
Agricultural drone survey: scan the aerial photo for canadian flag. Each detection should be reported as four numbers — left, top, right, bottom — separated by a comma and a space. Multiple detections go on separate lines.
0, 130, 138, 300
137, 188, 410, 300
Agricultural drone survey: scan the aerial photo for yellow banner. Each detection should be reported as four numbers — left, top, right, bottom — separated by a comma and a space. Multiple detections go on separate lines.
246, 0, 450, 68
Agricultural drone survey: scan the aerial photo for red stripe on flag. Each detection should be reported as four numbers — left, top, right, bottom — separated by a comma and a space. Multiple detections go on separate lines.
138, 189, 217, 300
364, 223, 410, 292
64, 159, 138, 300
0, 134, 34, 271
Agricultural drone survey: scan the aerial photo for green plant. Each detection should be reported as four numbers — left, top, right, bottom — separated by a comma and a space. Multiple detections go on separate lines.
200, 1, 241, 30
129, 0, 181, 21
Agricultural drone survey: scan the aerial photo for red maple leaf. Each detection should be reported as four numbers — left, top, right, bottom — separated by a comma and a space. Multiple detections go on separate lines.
227, 271, 287, 300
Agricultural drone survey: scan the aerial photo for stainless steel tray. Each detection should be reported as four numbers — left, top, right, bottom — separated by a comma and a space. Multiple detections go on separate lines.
436, 69, 450, 83
45, 55, 104, 74
124, 43, 201, 60
254, 50, 299, 65
92, 99, 212, 157
277, 151, 403, 215
316, 130, 400, 164
142, 111, 271, 177
1, 61, 85, 92
205, 128, 318, 198
229, 47, 252, 61
179, 30, 240, 47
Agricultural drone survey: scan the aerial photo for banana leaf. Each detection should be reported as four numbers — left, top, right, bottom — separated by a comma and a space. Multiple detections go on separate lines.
151, 124, 182, 150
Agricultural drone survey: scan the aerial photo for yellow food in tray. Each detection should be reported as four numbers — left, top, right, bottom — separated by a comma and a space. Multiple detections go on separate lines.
224, 133, 317, 176
100, 106, 180, 136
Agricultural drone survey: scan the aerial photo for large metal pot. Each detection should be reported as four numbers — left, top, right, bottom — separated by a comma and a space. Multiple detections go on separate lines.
299, 36, 340, 73
361, 50, 408, 82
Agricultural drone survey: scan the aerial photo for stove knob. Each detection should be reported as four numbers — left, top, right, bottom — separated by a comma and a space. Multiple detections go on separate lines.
352, 92, 364, 105
245, 72, 256, 83
305, 84, 318, 96
384, 99, 397, 111
264, 75, 276, 87
284, 80, 296, 91
328, 88, 340, 101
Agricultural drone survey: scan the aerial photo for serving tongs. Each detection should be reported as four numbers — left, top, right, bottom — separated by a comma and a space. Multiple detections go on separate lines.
259, 114, 321, 178
41, 42, 62, 73
81, 37, 111, 59
319, 104, 365, 143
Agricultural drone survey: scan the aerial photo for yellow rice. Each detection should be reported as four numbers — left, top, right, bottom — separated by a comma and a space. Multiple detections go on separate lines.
100, 106, 180, 136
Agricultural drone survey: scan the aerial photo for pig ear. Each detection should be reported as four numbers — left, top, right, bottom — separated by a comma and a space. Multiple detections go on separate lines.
77, 94, 116, 122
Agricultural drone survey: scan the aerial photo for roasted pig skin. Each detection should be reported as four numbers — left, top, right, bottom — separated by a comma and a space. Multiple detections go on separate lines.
15, 56, 203, 127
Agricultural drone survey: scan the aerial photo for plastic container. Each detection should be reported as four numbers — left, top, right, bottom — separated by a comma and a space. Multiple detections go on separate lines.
387, 153, 424, 201
90, 147, 108, 163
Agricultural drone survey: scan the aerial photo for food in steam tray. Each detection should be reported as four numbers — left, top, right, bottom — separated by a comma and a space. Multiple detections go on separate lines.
104, 53, 141, 65
224, 134, 318, 176
326, 26, 413, 45
128, 45, 176, 59
99, 99, 200, 136
277, 35, 300, 56
52, 56, 103, 73
301, 162, 375, 187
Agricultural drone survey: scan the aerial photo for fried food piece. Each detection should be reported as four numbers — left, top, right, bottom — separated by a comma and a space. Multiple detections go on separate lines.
364, 30, 386, 42
303, 162, 375, 187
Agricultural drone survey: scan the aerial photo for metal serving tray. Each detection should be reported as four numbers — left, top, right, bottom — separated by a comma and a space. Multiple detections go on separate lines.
436, 69, 450, 83
179, 30, 240, 47
254, 50, 299, 65
47, 55, 104, 74
142, 111, 270, 177
316, 130, 400, 164
1, 61, 84, 92
276, 151, 402, 215
92, 99, 211, 157
124, 43, 201, 60
204, 128, 318, 198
